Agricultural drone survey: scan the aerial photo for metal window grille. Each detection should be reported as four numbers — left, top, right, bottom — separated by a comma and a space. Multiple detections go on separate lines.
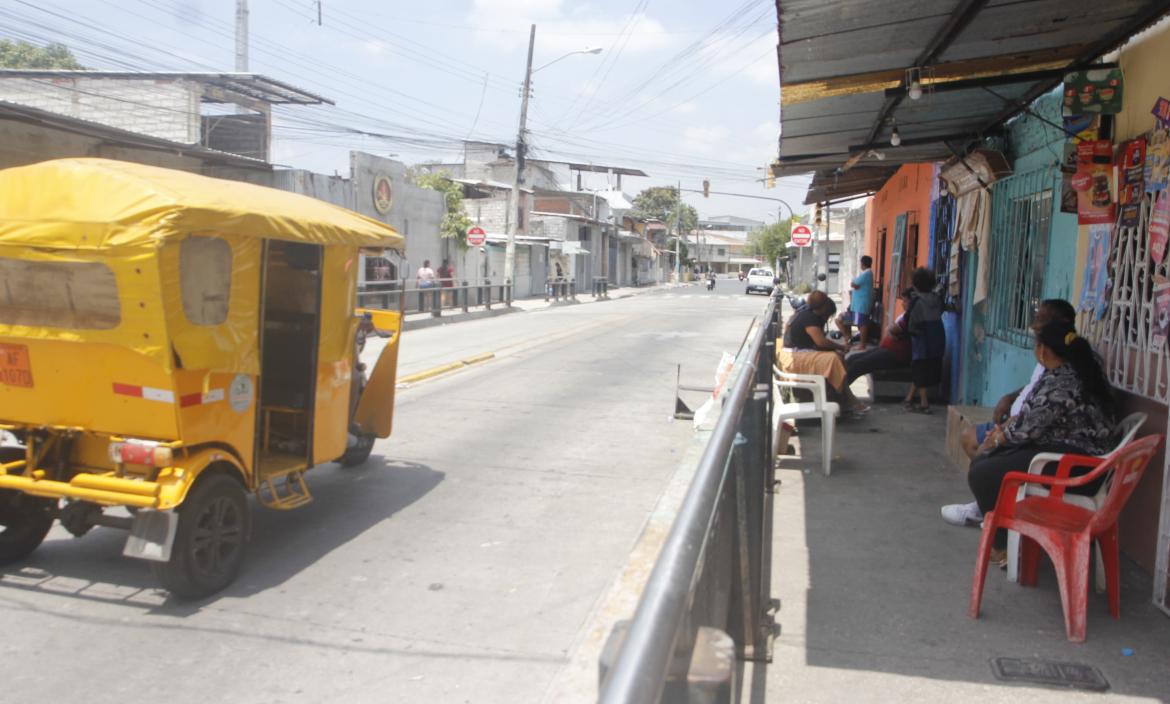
1076, 192, 1170, 612
1081, 194, 1170, 403
987, 168, 1054, 347
1078, 191, 1170, 616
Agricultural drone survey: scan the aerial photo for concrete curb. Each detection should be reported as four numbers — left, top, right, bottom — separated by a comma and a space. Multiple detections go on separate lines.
397, 351, 496, 385
399, 282, 693, 332
402, 305, 518, 332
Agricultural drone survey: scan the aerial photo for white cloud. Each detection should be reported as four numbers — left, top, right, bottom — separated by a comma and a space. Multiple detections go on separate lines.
359, 40, 389, 57
468, 0, 673, 55
754, 121, 778, 140
744, 47, 779, 86
683, 125, 730, 152
675, 101, 697, 114
691, 27, 778, 86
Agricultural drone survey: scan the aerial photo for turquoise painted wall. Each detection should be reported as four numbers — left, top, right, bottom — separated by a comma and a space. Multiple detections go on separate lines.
962, 92, 1080, 406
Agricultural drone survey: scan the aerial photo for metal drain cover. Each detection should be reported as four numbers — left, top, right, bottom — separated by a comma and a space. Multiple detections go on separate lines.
990, 657, 1109, 692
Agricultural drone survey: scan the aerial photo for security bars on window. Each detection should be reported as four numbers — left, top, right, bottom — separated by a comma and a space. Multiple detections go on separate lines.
1078, 191, 1170, 617
987, 167, 1054, 348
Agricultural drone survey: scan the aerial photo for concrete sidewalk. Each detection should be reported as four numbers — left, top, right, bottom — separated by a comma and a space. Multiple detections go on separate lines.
756, 405, 1170, 702
398, 282, 689, 331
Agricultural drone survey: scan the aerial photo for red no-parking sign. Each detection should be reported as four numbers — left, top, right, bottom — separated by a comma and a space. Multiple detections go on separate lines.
467, 226, 486, 247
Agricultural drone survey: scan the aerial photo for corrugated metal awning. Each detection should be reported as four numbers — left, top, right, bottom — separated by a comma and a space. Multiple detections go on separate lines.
773, 0, 1170, 202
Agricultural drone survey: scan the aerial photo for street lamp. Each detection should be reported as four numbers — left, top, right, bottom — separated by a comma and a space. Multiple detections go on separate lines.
534, 46, 602, 73
506, 26, 602, 286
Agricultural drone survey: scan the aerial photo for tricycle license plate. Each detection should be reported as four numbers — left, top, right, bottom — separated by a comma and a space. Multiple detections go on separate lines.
0, 343, 33, 388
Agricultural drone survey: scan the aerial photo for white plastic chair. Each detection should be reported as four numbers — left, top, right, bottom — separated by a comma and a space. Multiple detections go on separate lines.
1006, 412, 1147, 589
772, 365, 841, 477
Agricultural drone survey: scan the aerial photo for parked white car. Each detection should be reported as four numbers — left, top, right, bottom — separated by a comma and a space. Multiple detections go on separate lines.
744, 268, 776, 295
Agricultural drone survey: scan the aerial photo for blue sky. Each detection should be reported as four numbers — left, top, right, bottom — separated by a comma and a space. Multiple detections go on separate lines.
3, 0, 812, 221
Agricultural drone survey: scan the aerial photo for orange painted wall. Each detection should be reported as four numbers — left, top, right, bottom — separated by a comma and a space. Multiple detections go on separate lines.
864, 163, 937, 323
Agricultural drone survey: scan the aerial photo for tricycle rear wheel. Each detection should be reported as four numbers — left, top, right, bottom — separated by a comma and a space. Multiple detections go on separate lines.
0, 448, 57, 565
152, 473, 250, 599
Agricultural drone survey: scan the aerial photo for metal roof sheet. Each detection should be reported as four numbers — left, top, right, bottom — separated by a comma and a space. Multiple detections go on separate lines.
773, 0, 1170, 202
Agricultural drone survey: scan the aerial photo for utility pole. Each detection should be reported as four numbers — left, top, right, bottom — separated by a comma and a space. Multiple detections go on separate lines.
235, 0, 249, 72
673, 181, 683, 282
505, 24, 536, 286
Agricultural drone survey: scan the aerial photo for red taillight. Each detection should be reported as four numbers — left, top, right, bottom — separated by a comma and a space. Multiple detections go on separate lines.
108, 441, 173, 467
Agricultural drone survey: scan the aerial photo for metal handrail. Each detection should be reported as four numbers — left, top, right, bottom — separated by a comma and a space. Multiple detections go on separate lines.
357, 279, 513, 316
599, 293, 780, 703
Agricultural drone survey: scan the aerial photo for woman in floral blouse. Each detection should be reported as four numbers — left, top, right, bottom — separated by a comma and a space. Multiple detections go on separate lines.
966, 319, 1116, 565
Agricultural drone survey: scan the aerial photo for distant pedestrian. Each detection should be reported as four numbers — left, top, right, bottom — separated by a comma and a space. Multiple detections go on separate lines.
417, 260, 436, 289
904, 268, 946, 414
438, 258, 455, 306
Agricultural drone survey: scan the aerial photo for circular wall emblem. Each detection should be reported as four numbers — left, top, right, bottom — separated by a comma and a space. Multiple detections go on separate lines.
228, 374, 254, 413
373, 174, 393, 214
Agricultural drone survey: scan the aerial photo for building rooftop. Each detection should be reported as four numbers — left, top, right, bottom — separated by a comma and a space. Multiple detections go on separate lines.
0, 71, 332, 105
0, 100, 271, 170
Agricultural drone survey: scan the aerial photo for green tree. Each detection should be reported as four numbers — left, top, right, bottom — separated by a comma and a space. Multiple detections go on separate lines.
631, 186, 698, 235
0, 40, 85, 69
412, 170, 473, 250
748, 219, 792, 267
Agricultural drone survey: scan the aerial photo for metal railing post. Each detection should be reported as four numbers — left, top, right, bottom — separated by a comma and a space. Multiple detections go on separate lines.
484, 279, 492, 310
462, 281, 470, 313
431, 288, 441, 318
570, 278, 577, 301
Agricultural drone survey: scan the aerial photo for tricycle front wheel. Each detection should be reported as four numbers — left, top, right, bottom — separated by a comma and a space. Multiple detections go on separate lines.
152, 473, 250, 599
0, 489, 57, 565
339, 434, 376, 467
0, 448, 57, 565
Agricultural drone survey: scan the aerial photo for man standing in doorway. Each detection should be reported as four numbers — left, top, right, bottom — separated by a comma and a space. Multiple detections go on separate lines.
836, 255, 874, 350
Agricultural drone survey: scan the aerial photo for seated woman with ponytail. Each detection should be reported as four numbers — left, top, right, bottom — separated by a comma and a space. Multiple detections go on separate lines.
965, 319, 1116, 566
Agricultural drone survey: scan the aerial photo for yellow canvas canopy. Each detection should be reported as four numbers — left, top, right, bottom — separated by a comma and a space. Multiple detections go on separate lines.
0, 158, 403, 250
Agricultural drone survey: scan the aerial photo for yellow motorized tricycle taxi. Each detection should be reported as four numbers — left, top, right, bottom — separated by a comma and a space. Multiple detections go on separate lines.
0, 158, 403, 598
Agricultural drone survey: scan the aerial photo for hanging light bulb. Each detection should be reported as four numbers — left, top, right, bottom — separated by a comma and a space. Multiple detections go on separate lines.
890, 124, 902, 147
908, 80, 923, 101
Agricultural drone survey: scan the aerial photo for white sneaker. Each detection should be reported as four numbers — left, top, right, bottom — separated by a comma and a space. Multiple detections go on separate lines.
941, 501, 983, 527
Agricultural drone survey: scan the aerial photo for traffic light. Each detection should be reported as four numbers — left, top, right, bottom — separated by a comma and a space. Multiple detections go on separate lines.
814, 202, 823, 227
702, 179, 710, 198
765, 170, 775, 190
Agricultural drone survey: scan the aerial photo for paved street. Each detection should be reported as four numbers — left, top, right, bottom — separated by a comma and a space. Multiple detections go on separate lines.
0, 282, 766, 704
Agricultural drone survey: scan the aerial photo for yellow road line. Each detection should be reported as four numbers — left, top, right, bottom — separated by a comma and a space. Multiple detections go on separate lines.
398, 352, 497, 385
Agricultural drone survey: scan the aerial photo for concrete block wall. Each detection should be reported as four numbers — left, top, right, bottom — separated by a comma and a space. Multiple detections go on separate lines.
0, 77, 201, 144
466, 195, 510, 233
530, 214, 568, 241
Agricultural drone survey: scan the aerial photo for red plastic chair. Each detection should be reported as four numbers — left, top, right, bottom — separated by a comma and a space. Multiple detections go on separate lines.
968, 434, 1164, 642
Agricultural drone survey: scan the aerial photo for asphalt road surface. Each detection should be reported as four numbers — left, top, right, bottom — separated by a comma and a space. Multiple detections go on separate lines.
0, 282, 767, 704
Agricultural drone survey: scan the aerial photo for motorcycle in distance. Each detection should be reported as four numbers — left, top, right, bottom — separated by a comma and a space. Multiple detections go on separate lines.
706, 272, 716, 291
